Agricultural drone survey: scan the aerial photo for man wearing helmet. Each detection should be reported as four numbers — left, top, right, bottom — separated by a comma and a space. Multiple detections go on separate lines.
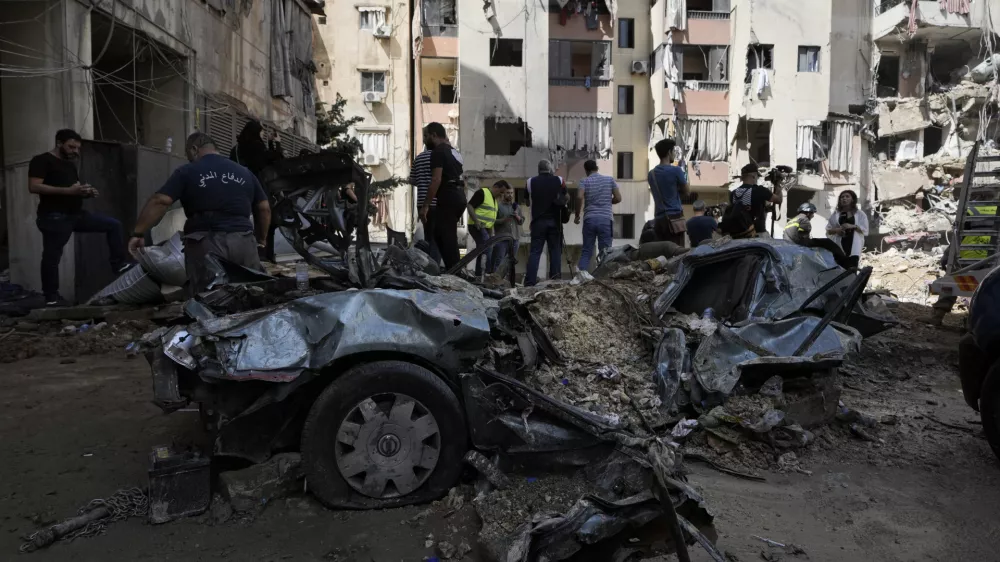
783, 202, 816, 245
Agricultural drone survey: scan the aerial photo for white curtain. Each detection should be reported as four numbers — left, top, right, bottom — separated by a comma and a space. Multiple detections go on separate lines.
676, 118, 727, 161
665, 34, 681, 102
359, 7, 387, 30
666, 0, 687, 30
828, 120, 856, 173
357, 130, 389, 161
548, 112, 613, 157
796, 120, 822, 160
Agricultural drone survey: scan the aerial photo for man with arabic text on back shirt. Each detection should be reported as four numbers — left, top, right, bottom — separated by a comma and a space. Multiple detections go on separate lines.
128, 132, 271, 295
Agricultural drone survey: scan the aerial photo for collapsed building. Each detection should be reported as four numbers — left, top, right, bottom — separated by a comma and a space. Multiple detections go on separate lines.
870, 0, 999, 233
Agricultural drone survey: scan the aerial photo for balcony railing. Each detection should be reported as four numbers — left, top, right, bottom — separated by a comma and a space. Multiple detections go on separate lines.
422, 23, 458, 37
549, 77, 612, 87
687, 10, 730, 20
670, 80, 729, 92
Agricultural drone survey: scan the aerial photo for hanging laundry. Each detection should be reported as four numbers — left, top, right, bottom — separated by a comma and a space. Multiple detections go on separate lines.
585, 1, 599, 29
939, 0, 971, 14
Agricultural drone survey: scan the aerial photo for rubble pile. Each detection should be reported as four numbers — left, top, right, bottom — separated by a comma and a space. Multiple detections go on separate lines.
866, 247, 943, 304
0, 319, 151, 363
518, 281, 669, 429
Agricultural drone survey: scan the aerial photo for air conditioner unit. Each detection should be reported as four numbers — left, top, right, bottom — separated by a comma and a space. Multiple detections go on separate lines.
363, 91, 384, 103
631, 60, 649, 75
363, 153, 380, 166
373, 25, 391, 38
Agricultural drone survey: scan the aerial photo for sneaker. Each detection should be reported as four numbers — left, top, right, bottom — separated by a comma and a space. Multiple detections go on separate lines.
44, 295, 70, 307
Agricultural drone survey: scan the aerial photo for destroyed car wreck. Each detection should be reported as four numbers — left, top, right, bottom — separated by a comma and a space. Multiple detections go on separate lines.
136, 151, 898, 561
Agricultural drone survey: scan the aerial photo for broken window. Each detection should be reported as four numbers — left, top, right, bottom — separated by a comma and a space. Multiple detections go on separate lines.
618, 19, 635, 49
422, 0, 457, 35
617, 152, 634, 179
688, 0, 731, 11
359, 7, 386, 31
877, 55, 899, 97
420, 57, 457, 103
549, 40, 612, 82
744, 44, 773, 84
361, 71, 387, 94
674, 45, 729, 83
613, 214, 636, 239
736, 119, 771, 167
797, 46, 820, 72
484, 118, 532, 156
489, 38, 523, 67
924, 126, 943, 156
618, 85, 634, 114
795, 121, 827, 172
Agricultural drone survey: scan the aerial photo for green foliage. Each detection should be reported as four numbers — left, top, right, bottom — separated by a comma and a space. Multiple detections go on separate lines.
315, 95, 405, 201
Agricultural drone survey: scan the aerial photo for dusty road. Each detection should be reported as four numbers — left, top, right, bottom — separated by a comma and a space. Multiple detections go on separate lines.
1, 303, 999, 562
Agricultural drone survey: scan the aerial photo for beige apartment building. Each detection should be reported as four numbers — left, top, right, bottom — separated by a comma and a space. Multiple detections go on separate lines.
315, 0, 877, 273
314, 0, 414, 238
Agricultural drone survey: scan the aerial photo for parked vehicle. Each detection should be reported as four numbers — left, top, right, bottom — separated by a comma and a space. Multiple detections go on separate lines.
959, 264, 1000, 459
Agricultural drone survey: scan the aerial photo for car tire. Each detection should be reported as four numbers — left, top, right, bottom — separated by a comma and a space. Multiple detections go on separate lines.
301, 360, 467, 509
979, 359, 1000, 461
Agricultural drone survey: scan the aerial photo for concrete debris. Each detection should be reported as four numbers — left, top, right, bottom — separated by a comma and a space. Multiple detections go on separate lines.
866, 247, 941, 304
217, 453, 303, 513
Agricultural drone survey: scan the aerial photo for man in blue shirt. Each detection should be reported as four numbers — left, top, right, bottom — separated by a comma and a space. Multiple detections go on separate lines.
647, 139, 689, 245
574, 159, 621, 270
686, 200, 718, 246
128, 132, 271, 294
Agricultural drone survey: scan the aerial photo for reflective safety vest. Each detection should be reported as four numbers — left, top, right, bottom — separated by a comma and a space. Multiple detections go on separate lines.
783, 213, 810, 243
473, 187, 498, 228
962, 204, 997, 259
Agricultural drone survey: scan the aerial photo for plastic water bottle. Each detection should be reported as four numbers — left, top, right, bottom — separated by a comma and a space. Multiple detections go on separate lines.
165, 137, 173, 153
295, 262, 309, 291
702, 308, 715, 321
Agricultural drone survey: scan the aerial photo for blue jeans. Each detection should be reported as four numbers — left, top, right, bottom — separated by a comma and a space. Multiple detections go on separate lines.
578, 218, 613, 271
37, 211, 126, 299
490, 236, 519, 280
469, 226, 491, 276
525, 217, 562, 286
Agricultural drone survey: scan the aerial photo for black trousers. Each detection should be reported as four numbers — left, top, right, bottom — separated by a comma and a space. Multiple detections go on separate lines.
37, 211, 126, 299
428, 188, 467, 270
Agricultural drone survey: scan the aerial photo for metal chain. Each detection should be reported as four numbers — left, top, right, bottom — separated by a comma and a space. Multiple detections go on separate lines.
20, 487, 147, 553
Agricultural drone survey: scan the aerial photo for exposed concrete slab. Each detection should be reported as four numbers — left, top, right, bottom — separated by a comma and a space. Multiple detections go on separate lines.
879, 101, 933, 136
873, 166, 930, 201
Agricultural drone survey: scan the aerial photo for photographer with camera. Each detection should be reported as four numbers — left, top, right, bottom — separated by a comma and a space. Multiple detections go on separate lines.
720, 163, 785, 238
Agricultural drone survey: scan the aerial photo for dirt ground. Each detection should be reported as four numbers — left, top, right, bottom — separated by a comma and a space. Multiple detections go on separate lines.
2, 303, 1000, 562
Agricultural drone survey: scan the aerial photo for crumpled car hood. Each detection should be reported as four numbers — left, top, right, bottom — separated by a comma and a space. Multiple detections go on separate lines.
183, 289, 493, 379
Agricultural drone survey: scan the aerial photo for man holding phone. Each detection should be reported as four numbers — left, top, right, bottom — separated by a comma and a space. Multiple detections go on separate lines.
28, 129, 128, 306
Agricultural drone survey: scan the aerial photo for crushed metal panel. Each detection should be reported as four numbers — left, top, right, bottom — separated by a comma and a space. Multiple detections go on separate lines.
185, 290, 492, 378
692, 317, 862, 395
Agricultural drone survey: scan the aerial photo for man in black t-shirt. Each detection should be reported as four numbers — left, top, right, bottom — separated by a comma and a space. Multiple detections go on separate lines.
129, 132, 271, 295
28, 129, 128, 306
725, 163, 783, 236
419, 122, 466, 269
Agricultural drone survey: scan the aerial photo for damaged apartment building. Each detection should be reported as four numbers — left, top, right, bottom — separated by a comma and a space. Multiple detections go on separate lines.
1, 0, 321, 302
414, 0, 652, 275
870, 0, 999, 230
649, 0, 875, 236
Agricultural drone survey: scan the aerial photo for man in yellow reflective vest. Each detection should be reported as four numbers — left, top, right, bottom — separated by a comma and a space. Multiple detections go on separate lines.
467, 180, 510, 277
783, 203, 816, 245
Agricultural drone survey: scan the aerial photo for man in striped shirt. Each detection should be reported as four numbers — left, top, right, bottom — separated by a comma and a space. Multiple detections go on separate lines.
575, 160, 621, 271
409, 137, 440, 262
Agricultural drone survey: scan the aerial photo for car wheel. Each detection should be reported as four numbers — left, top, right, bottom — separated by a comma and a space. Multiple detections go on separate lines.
301, 360, 467, 509
979, 359, 1000, 461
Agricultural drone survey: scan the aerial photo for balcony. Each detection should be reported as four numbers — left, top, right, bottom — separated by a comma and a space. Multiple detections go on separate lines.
688, 10, 729, 20
875, 0, 983, 42
663, 82, 730, 116
549, 84, 614, 113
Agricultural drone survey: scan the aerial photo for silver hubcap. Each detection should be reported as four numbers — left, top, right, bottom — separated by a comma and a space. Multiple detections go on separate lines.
334, 393, 441, 498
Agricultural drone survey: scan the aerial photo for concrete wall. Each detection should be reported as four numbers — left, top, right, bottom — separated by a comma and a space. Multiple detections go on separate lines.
314, 0, 413, 233
829, 0, 873, 113
458, 0, 549, 179
729, 0, 833, 170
